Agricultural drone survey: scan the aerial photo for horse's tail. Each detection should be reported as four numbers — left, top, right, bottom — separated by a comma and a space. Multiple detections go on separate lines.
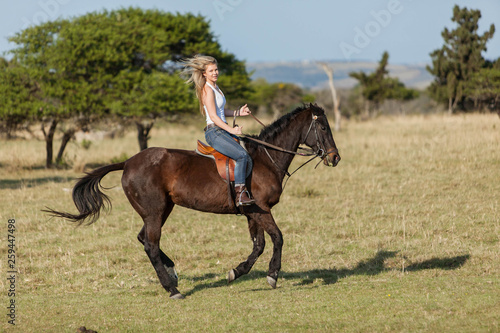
43, 161, 126, 225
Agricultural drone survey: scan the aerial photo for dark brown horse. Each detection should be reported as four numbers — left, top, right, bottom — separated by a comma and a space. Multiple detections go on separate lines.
45, 104, 340, 299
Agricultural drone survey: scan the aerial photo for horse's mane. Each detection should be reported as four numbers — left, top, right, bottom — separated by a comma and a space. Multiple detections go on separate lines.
244, 103, 324, 154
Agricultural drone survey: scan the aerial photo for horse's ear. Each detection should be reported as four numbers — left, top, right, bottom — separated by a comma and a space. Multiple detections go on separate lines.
309, 103, 322, 112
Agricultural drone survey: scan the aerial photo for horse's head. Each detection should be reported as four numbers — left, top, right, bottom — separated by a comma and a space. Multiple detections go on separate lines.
301, 104, 341, 167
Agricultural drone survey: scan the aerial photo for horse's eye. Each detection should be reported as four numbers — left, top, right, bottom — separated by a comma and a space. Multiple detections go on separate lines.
321, 126, 326, 131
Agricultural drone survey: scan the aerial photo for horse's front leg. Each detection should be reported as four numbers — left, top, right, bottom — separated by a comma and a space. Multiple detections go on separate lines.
260, 212, 283, 289
228, 216, 266, 283
229, 210, 283, 289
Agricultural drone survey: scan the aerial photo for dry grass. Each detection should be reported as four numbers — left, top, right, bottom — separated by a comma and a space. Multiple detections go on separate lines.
0, 113, 499, 332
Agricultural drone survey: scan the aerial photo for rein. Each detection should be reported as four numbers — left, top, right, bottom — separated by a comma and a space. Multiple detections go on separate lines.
240, 135, 318, 157
249, 113, 266, 127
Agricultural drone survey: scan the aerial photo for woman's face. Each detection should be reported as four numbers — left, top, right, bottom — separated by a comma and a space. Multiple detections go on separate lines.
204, 63, 219, 82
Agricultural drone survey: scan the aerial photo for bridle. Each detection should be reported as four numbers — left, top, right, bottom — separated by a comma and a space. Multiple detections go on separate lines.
303, 113, 338, 163
237, 111, 338, 188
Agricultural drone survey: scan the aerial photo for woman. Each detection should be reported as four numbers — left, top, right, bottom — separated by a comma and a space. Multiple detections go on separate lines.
182, 55, 255, 206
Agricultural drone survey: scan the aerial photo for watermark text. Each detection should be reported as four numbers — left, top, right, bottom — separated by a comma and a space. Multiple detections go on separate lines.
339, 0, 406, 60
213, 0, 244, 21
6, 218, 16, 325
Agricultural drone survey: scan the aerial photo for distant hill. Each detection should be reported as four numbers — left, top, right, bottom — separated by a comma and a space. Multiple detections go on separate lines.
247, 60, 433, 91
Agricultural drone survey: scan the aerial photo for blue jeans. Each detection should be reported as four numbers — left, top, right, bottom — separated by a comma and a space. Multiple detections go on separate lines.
205, 126, 253, 185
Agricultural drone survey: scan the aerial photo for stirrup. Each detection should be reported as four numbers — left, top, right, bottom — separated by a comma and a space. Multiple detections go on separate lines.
236, 186, 255, 207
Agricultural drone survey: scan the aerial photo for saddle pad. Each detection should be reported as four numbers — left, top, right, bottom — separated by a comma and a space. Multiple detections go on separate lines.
196, 140, 235, 182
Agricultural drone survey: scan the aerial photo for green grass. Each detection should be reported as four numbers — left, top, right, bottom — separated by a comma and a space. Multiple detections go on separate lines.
1, 114, 499, 332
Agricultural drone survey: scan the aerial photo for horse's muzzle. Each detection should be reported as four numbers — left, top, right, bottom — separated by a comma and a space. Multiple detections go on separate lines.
324, 150, 341, 167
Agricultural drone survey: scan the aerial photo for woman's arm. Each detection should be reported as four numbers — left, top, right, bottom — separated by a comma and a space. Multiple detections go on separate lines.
226, 104, 251, 117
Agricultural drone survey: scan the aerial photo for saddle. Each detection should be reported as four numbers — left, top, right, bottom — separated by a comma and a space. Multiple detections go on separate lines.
196, 140, 235, 182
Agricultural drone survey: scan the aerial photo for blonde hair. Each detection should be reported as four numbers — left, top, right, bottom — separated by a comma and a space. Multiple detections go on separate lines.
180, 55, 218, 115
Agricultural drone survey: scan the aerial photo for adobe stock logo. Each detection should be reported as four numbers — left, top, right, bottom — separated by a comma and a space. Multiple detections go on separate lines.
339, 0, 405, 60
20, 0, 71, 30
212, 0, 244, 21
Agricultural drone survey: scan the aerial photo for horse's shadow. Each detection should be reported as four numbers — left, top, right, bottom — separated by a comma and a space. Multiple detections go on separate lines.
182, 251, 470, 297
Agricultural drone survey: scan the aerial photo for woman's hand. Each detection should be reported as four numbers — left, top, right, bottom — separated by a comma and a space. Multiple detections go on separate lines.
238, 104, 251, 116
230, 125, 243, 135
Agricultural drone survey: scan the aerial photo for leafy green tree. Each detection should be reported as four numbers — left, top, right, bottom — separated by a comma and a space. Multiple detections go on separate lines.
427, 5, 495, 113
9, 19, 101, 167
385, 77, 419, 101
350, 51, 390, 113
349, 51, 418, 116
464, 68, 500, 111
0, 60, 42, 139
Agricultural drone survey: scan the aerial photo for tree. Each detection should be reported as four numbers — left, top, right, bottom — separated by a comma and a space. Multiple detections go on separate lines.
426, 5, 495, 113
350, 51, 417, 116
9, 18, 104, 167
0, 60, 42, 139
350, 51, 390, 116
464, 67, 500, 112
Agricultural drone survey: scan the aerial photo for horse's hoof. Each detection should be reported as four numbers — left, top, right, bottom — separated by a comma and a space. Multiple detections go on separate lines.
170, 293, 185, 300
267, 276, 277, 289
227, 269, 236, 284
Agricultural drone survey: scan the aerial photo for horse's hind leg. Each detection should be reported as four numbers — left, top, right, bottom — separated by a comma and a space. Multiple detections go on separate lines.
138, 225, 178, 287
142, 219, 183, 298
228, 216, 266, 283
139, 201, 183, 299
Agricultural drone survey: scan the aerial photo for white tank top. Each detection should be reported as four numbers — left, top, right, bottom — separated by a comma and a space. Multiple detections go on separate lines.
204, 82, 226, 125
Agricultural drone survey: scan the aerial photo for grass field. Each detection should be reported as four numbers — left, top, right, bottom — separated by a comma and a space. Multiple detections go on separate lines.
1, 113, 499, 332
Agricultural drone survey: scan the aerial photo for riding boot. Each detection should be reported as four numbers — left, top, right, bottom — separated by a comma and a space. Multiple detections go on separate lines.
235, 185, 255, 207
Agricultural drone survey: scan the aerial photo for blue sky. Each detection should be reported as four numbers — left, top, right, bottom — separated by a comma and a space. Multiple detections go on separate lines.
1, 0, 499, 64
